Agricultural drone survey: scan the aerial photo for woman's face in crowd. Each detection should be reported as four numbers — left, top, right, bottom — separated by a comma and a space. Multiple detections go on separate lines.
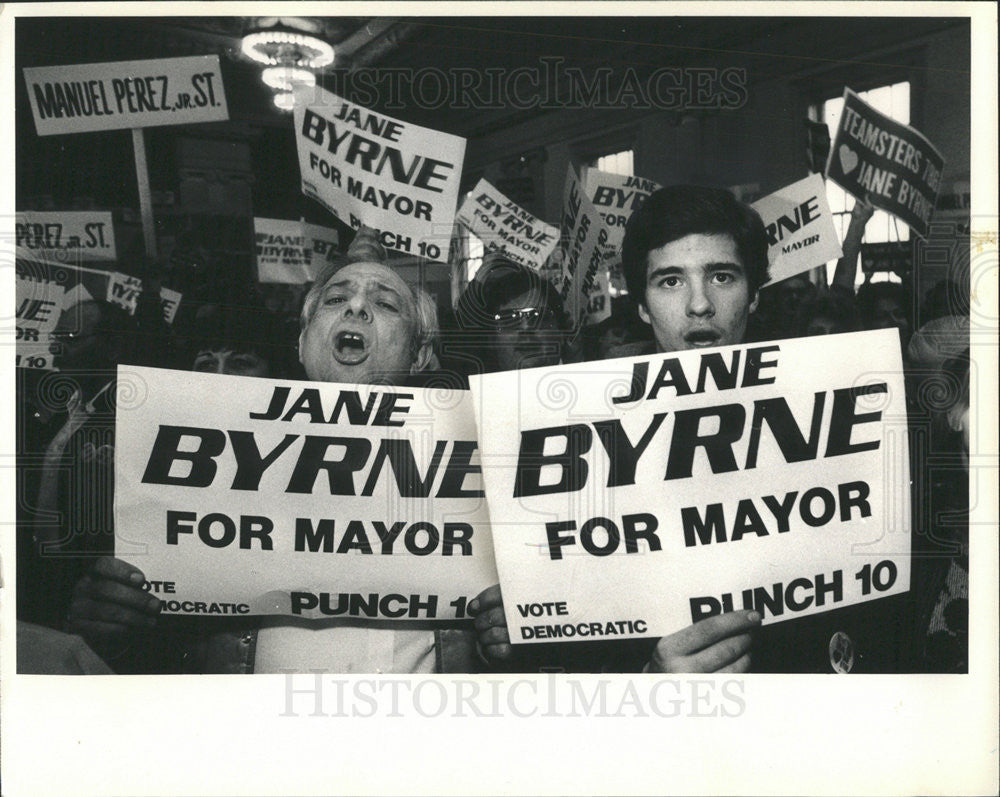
192, 348, 270, 377
299, 261, 420, 385
491, 291, 563, 372
805, 316, 839, 336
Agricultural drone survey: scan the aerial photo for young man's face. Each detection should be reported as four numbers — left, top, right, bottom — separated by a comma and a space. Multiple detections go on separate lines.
638, 232, 758, 353
298, 261, 423, 385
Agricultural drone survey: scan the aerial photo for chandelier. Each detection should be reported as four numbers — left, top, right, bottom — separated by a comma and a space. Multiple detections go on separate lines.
240, 18, 333, 112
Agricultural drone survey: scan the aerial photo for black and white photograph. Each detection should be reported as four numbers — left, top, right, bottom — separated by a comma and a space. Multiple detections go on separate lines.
1, 2, 997, 794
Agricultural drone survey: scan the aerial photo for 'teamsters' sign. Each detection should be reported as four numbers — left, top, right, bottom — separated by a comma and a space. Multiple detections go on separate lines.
825, 88, 945, 238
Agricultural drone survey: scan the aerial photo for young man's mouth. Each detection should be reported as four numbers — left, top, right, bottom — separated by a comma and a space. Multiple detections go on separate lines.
684, 329, 722, 348
333, 330, 370, 365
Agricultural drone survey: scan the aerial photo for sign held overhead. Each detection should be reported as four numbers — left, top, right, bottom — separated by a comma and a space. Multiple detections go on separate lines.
24, 56, 229, 135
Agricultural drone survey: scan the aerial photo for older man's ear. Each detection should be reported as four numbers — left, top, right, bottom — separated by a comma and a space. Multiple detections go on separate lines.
410, 341, 434, 373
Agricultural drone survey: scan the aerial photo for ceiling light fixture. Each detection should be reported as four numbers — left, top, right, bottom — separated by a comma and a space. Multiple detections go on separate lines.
261, 66, 317, 91
273, 92, 297, 112
241, 24, 334, 69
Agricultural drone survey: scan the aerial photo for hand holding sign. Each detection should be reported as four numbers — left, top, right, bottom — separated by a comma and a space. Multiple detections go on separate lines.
67, 556, 161, 649
469, 585, 513, 663
647, 610, 760, 673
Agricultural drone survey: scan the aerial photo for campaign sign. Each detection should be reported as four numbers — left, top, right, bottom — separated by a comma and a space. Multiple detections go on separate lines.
106, 272, 182, 324
825, 88, 945, 238
559, 165, 611, 326
254, 218, 340, 284
470, 329, 910, 644
752, 174, 843, 285
293, 86, 466, 262
14, 276, 65, 370
583, 169, 661, 293
455, 179, 559, 272
14, 259, 113, 370
16, 211, 116, 262
24, 56, 229, 136
583, 168, 661, 254
115, 367, 497, 620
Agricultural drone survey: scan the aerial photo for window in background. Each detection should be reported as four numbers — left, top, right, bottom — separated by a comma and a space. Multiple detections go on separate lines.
819, 81, 911, 285
592, 149, 635, 176
466, 230, 485, 282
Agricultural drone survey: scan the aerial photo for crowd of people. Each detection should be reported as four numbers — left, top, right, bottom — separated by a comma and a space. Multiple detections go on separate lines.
16, 184, 971, 675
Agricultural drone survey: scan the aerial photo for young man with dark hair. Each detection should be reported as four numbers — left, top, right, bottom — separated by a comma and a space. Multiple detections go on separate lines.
473, 185, 770, 672
620, 184, 770, 352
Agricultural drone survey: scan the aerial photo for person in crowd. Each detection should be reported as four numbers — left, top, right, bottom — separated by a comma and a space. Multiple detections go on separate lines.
445, 255, 569, 376
471, 185, 770, 672
178, 301, 299, 379
580, 300, 654, 362
57, 227, 479, 675
795, 292, 862, 337
18, 299, 137, 633
907, 349, 969, 672
857, 280, 914, 350
471, 184, 912, 673
753, 273, 816, 340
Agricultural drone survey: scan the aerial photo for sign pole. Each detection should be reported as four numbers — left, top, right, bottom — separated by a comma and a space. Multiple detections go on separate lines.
131, 128, 157, 259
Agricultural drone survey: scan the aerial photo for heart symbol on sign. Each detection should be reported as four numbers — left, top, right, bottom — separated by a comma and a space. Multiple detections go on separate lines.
838, 144, 859, 175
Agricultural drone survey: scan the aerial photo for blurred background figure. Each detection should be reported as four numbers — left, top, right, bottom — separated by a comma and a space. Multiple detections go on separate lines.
580, 299, 654, 361
447, 256, 569, 375
856, 280, 914, 352
175, 300, 297, 379
795, 292, 861, 337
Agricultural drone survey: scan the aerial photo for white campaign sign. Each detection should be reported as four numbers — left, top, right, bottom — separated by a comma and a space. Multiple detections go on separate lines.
752, 174, 843, 285
469, 330, 910, 645
115, 367, 497, 620
293, 86, 465, 262
254, 218, 340, 284
582, 169, 661, 294
16, 211, 116, 262
455, 178, 559, 272
105, 272, 182, 323
559, 165, 611, 326
583, 168, 661, 254
23, 56, 229, 135
14, 276, 65, 370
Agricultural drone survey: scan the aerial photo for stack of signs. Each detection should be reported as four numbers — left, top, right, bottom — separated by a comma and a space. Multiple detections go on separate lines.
23, 55, 229, 135
583, 168, 662, 291
293, 86, 466, 263
825, 88, 945, 238
559, 165, 612, 327
16, 211, 117, 263
254, 218, 340, 284
751, 173, 843, 285
455, 178, 559, 272
469, 329, 911, 644
105, 272, 182, 323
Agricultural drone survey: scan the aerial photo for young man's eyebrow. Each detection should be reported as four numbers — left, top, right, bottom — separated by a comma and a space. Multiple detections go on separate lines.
704, 261, 746, 272
647, 261, 746, 281
646, 265, 685, 282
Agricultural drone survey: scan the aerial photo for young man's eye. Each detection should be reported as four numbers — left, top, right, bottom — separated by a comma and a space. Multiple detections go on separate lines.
713, 272, 735, 284
192, 359, 216, 372
659, 276, 681, 288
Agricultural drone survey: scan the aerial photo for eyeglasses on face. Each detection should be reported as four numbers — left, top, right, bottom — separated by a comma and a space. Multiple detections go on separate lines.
491, 307, 559, 331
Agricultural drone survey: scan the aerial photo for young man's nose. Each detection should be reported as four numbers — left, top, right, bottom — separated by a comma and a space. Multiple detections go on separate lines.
686, 281, 715, 316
